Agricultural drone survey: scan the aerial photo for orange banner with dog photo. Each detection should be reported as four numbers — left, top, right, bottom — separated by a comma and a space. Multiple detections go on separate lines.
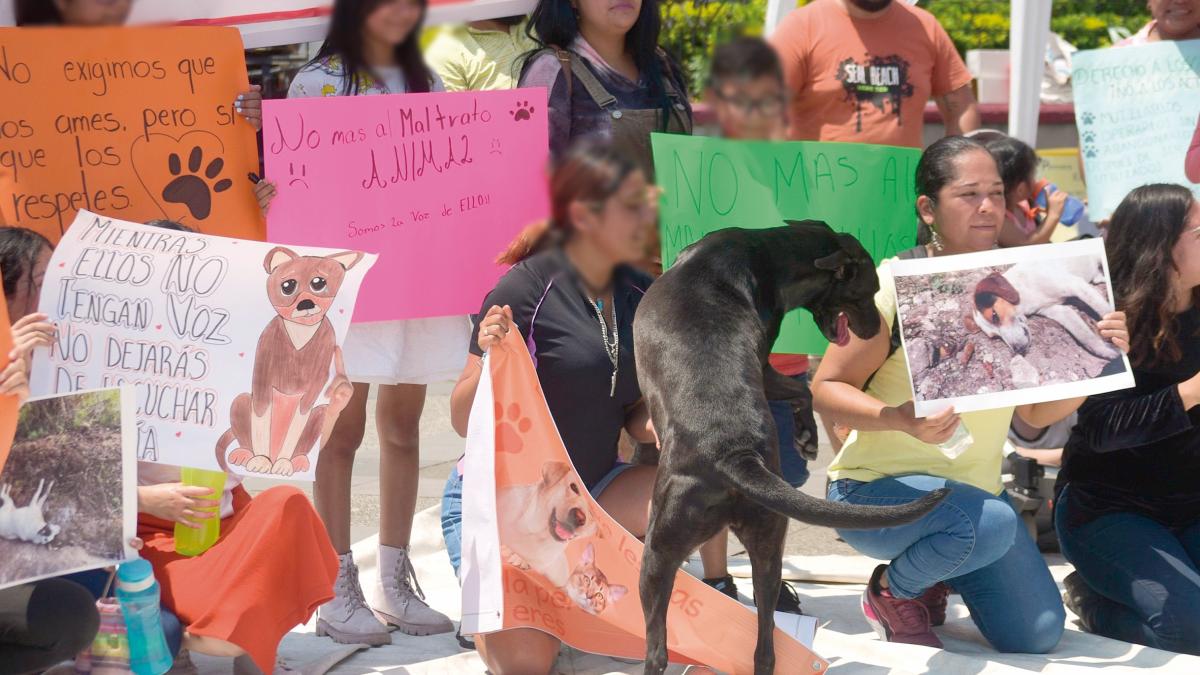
459, 328, 826, 675
0, 26, 262, 243
0, 289, 18, 475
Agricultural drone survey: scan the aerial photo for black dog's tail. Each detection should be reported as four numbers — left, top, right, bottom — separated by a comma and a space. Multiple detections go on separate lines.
719, 455, 948, 529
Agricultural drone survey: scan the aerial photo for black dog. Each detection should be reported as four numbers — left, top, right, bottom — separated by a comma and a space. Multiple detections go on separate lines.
634, 221, 949, 675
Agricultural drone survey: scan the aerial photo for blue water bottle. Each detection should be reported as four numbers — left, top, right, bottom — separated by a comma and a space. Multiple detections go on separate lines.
1036, 182, 1086, 226
115, 559, 173, 675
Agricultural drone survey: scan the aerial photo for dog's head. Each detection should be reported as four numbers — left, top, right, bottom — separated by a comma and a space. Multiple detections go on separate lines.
781, 220, 881, 347
263, 248, 363, 326
4, 481, 59, 545
971, 272, 1028, 353
534, 461, 599, 543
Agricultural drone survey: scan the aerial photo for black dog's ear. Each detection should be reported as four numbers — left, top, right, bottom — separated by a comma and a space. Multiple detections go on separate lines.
814, 249, 851, 275
785, 219, 833, 231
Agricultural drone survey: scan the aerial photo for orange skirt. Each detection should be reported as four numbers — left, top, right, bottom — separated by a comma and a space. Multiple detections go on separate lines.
138, 485, 338, 672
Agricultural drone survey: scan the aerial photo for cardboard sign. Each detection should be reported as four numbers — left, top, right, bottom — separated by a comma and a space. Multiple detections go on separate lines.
890, 239, 1133, 417
459, 328, 825, 675
1072, 39, 1200, 220
0, 27, 263, 243
29, 211, 376, 481
264, 89, 549, 321
652, 133, 922, 354
0, 291, 17, 475
0, 387, 137, 591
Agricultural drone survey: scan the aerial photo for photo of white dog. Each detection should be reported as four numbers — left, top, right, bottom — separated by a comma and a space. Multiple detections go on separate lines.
0, 480, 60, 545
891, 240, 1133, 417
497, 460, 601, 588
0, 389, 135, 591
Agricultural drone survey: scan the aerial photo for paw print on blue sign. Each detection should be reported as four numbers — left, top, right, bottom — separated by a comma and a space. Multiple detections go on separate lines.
1081, 131, 1096, 145
1085, 147, 1098, 159
1081, 112, 1095, 126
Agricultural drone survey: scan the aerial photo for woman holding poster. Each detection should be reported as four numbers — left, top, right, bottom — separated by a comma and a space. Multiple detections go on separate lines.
1056, 184, 1200, 656
811, 137, 1129, 653
442, 142, 728, 674
518, 0, 692, 274
286, 0, 464, 646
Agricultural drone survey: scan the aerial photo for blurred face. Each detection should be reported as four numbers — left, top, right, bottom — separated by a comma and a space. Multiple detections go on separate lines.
364, 0, 422, 47
918, 149, 1005, 255
1149, 0, 1200, 39
9, 245, 52, 320
576, 0, 641, 37
54, 0, 132, 26
573, 170, 657, 265
709, 76, 786, 141
1172, 200, 1200, 296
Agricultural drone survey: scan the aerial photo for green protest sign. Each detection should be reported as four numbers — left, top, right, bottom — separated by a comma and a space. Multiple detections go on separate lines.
652, 133, 922, 354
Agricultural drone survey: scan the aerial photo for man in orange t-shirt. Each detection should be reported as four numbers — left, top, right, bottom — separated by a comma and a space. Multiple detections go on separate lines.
770, 0, 979, 148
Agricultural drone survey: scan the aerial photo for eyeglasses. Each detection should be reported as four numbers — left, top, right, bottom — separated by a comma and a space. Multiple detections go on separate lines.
715, 91, 785, 116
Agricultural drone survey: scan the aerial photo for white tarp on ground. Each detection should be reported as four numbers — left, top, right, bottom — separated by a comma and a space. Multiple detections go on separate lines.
189, 505, 1200, 674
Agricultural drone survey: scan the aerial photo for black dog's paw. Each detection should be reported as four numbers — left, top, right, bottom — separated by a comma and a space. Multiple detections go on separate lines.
162, 146, 232, 220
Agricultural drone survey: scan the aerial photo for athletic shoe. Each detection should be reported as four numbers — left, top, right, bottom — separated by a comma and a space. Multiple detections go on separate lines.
917, 581, 951, 626
861, 564, 943, 648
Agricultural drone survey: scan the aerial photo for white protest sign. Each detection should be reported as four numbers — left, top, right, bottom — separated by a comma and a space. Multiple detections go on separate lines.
30, 210, 377, 481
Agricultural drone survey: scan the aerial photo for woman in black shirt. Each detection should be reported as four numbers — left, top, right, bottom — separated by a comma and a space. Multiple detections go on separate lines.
1056, 183, 1200, 655
441, 142, 726, 673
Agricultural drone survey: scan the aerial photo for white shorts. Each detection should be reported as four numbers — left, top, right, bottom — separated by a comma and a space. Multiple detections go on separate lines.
342, 316, 471, 385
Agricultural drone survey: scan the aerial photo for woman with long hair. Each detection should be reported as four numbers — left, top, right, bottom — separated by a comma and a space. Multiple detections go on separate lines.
518, 0, 691, 274
1056, 184, 1200, 655
812, 136, 1127, 653
441, 142, 727, 673
286, 0, 463, 646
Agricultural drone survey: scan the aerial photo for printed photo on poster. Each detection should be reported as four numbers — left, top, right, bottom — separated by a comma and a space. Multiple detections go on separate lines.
0, 388, 137, 591
890, 240, 1134, 417
29, 211, 376, 481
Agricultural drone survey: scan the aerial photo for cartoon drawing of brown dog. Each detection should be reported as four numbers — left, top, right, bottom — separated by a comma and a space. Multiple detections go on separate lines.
215, 247, 361, 476
497, 461, 600, 587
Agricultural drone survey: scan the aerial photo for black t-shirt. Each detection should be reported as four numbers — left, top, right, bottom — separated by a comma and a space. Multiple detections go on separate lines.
470, 249, 651, 488
1057, 308, 1200, 529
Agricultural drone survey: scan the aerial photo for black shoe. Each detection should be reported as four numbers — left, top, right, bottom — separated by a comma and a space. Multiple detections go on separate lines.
455, 628, 475, 650
703, 574, 739, 599
1062, 571, 1094, 632
775, 580, 804, 615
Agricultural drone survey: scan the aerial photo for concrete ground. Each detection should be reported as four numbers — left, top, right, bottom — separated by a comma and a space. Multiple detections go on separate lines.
242, 382, 857, 558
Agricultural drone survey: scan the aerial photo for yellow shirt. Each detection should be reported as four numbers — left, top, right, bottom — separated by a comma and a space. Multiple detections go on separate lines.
827, 259, 1014, 495
425, 21, 539, 92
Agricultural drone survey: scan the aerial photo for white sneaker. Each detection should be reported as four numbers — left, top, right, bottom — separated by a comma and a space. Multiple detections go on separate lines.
371, 545, 454, 636
316, 553, 391, 647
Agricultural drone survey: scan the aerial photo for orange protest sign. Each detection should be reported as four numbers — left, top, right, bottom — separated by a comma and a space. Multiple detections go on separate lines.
460, 328, 827, 674
0, 287, 18, 476
0, 27, 263, 243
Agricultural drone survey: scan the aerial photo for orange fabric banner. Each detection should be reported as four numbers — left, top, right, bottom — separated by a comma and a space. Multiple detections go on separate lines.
459, 328, 827, 674
0, 27, 263, 243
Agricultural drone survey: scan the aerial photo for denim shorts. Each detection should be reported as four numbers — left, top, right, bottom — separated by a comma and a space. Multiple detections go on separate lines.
440, 461, 636, 577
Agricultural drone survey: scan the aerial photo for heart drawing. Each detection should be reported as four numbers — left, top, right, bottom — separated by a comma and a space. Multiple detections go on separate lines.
131, 130, 234, 224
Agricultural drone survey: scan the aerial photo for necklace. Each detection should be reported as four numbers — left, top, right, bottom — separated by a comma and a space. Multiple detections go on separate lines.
585, 293, 619, 397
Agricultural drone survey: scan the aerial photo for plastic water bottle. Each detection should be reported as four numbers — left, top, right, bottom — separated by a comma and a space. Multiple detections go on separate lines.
174, 467, 225, 556
115, 559, 173, 675
937, 423, 974, 460
1035, 183, 1085, 226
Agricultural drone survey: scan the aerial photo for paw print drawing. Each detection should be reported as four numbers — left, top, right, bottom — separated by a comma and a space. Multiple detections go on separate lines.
510, 101, 535, 122
1085, 147, 1098, 159
495, 401, 533, 453
162, 146, 232, 220
1081, 131, 1096, 145
1081, 112, 1095, 126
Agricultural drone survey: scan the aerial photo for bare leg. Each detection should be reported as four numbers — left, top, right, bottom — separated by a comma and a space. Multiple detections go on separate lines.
314, 383, 369, 553
183, 633, 245, 657
699, 528, 729, 579
476, 629, 560, 675
376, 383, 426, 549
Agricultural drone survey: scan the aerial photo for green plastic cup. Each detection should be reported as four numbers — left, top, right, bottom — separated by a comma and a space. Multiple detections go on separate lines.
174, 467, 225, 556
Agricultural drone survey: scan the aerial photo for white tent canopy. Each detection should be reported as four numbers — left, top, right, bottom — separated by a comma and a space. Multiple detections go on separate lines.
763, 0, 1054, 147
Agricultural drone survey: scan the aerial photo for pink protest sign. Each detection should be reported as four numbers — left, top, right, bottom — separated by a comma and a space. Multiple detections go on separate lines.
263, 89, 549, 322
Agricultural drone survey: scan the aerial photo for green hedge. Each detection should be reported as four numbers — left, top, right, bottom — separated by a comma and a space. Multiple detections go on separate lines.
658, 0, 1152, 96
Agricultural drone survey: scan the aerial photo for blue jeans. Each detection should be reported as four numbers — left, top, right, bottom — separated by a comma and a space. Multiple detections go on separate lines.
1055, 484, 1200, 655
767, 374, 811, 488
441, 467, 464, 577
828, 475, 1064, 653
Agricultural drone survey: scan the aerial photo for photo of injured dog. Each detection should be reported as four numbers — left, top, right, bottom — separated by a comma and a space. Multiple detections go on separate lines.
891, 239, 1134, 417
0, 389, 137, 590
